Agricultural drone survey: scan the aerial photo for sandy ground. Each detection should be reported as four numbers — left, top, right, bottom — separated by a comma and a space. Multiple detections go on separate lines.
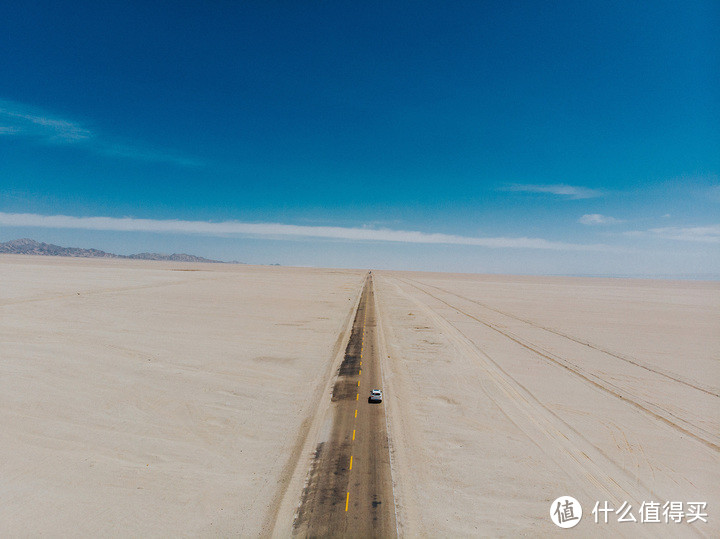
3, 256, 718, 537
0, 255, 365, 536
374, 271, 719, 537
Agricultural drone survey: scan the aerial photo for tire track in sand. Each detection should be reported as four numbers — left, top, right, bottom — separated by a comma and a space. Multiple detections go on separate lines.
399, 278, 719, 452
385, 277, 661, 512
405, 277, 718, 398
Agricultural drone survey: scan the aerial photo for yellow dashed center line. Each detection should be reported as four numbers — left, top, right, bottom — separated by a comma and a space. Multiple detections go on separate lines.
347, 293, 371, 514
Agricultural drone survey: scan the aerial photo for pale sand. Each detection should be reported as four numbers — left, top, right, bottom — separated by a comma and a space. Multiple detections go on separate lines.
0, 255, 365, 536
374, 271, 719, 537
3, 257, 718, 537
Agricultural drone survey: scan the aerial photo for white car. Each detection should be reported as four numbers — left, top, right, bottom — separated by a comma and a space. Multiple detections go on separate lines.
369, 389, 383, 403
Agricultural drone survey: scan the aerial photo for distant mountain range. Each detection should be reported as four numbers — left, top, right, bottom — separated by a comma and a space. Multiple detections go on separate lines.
0, 238, 227, 263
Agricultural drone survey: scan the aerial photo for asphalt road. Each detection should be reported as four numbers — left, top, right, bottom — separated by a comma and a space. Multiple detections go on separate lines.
294, 274, 396, 537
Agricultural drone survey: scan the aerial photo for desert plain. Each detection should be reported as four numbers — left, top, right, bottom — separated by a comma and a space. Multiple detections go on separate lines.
1, 255, 718, 537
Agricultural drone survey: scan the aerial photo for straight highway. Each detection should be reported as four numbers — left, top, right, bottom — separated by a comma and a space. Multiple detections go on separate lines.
293, 274, 396, 537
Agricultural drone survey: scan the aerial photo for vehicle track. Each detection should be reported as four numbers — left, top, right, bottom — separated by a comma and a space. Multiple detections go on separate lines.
382, 277, 662, 516
403, 277, 718, 398
397, 278, 719, 452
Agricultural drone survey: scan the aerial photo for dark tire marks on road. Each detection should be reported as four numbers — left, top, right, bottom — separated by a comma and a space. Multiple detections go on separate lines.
294, 275, 396, 537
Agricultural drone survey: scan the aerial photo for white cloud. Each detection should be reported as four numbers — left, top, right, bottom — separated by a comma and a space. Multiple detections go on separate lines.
0, 100, 92, 142
0, 212, 609, 251
505, 184, 602, 199
642, 225, 720, 244
0, 99, 199, 166
579, 214, 624, 225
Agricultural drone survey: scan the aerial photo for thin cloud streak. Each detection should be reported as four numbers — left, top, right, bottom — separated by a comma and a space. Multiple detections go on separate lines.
0, 212, 609, 251
0, 99, 200, 167
101, 144, 204, 167
579, 214, 624, 225
0, 100, 92, 142
632, 225, 720, 244
505, 183, 603, 199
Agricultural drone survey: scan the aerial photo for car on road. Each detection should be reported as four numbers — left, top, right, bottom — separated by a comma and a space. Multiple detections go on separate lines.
369, 389, 383, 403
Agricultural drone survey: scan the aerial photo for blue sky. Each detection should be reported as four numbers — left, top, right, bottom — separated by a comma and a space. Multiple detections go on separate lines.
1, 1, 718, 276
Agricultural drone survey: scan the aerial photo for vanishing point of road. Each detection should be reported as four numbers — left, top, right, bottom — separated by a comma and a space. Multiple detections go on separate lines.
294, 273, 396, 537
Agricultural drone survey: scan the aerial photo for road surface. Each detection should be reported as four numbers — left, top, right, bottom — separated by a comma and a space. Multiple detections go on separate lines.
294, 274, 396, 537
